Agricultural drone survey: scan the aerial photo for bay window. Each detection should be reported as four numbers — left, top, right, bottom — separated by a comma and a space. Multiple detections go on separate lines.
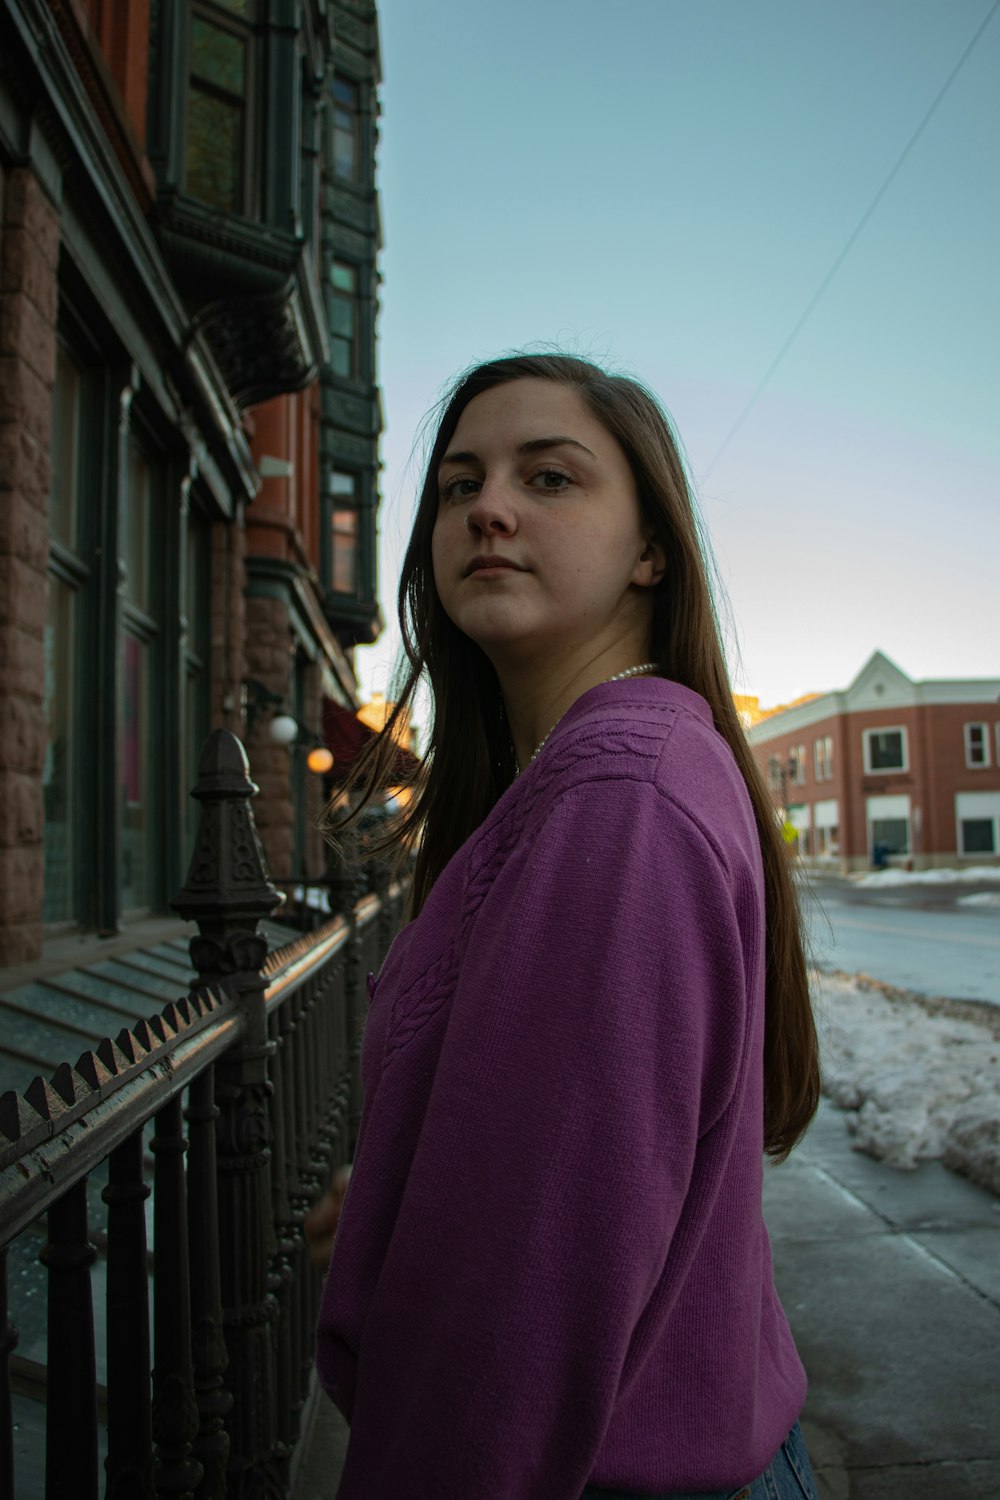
185, 1, 256, 215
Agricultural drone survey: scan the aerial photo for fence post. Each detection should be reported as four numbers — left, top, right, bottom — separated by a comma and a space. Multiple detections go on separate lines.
171, 730, 286, 1498
1, 1251, 16, 1500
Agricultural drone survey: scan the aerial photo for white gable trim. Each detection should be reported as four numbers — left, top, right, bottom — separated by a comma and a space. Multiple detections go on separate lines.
747, 650, 1000, 744
845, 651, 916, 712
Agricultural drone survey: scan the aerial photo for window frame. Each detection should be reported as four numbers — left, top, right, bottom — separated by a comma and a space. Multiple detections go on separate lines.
959, 817, 997, 856
328, 259, 360, 380
323, 467, 363, 598
862, 725, 909, 774
184, 0, 259, 218
964, 721, 989, 769
184, 501, 214, 861
813, 734, 833, 782
331, 73, 361, 182
43, 336, 102, 929
119, 425, 168, 918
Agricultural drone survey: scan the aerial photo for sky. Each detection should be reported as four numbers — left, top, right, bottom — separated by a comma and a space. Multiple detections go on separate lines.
354, 0, 1000, 731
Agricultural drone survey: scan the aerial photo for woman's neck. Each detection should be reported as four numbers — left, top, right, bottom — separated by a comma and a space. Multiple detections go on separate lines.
498, 646, 658, 773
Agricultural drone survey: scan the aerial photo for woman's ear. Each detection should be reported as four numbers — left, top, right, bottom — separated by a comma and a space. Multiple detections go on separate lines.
632, 535, 667, 589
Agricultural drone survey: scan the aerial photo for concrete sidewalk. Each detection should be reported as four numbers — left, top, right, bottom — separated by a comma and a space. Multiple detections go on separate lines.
764, 1097, 1000, 1499
297, 1098, 1000, 1499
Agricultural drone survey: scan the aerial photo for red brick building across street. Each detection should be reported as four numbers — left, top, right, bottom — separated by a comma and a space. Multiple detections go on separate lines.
745, 651, 1000, 872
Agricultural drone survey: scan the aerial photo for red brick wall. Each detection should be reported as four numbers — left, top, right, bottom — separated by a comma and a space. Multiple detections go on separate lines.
843, 706, 919, 862
246, 393, 321, 574
0, 168, 60, 964
752, 699, 1000, 867
750, 710, 849, 852
49, 0, 156, 209
922, 704, 1000, 856
84, 0, 152, 146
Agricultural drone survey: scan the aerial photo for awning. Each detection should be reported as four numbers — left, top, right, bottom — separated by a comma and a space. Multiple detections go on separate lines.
321, 699, 419, 783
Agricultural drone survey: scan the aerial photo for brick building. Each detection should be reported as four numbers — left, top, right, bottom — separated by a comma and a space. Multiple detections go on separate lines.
747, 651, 1000, 872
0, 0, 383, 968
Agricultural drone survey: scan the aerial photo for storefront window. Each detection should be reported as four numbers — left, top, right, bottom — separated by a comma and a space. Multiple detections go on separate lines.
121, 439, 160, 913
121, 632, 151, 910
43, 580, 75, 921
44, 345, 86, 923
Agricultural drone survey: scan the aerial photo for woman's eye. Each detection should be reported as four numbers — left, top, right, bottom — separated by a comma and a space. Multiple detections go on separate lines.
530, 468, 572, 491
441, 476, 480, 500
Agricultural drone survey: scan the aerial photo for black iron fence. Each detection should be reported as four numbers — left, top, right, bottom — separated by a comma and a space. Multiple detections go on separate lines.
0, 730, 406, 1499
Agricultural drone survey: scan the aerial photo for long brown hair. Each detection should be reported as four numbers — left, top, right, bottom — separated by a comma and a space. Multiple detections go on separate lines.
326, 353, 819, 1159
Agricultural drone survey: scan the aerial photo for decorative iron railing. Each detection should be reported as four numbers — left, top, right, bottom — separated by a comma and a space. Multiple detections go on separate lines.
0, 731, 406, 1499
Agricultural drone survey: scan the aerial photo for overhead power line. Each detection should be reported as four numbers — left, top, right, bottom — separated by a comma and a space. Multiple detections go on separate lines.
702, 0, 1000, 481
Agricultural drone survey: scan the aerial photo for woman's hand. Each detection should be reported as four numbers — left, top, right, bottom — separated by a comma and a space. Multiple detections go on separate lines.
304, 1164, 353, 1269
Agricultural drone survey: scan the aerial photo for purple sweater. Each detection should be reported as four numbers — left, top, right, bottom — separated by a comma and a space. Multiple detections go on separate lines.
316, 676, 807, 1497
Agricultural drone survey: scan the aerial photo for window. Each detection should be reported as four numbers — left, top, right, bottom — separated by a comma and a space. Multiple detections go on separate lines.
332, 76, 360, 180
121, 440, 162, 913
867, 793, 911, 858
955, 792, 1000, 859
787, 745, 806, 785
813, 798, 839, 856
786, 803, 811, 854
814, 735, 833, 781
329, 262, 359, 378
330, 471, 360, 593
767, 755, 783, 792
185, 3, 255, 214
185, 509, 213, 860
871, 818, 909, 855
815, 824, 839, 856
863, 727, 907, 773
43, 578, 76, 921
43, 346, 88, 923
964, 723, 989, 768
960, 819, 996, 855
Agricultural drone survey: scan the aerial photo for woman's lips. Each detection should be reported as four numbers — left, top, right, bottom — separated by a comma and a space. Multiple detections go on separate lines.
464, 557, 525, 577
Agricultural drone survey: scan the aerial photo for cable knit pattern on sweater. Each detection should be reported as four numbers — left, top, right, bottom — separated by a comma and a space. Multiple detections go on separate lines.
316, 676, 807, 1499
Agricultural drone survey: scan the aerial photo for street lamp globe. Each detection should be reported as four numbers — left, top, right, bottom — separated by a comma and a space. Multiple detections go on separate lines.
269, 713, 299, 746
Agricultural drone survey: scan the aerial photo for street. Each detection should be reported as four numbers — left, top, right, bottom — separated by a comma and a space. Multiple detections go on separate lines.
799, 873, 1000, 1006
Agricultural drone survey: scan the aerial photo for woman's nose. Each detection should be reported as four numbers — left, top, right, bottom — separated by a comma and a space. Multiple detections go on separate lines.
464, 482, 516, 536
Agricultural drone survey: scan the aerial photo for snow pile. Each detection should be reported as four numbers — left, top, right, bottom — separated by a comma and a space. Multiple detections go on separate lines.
957, 891, 1000, 909
813, 969, 1000, 1195
854, 865, 1000, 888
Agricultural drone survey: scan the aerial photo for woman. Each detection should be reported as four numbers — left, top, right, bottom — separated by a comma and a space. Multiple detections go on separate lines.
311, 354, 821, 1499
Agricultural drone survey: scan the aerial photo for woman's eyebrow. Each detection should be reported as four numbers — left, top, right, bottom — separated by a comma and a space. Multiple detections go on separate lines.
518, 436, 596, 459
438, 448, 478, 469
439, 436, 595, 469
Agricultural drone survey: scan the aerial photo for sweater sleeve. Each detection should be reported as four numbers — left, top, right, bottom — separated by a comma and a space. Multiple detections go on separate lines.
330, 775, 759, 1500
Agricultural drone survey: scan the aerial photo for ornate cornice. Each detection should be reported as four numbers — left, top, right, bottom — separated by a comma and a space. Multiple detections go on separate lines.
155, 194, 330, 409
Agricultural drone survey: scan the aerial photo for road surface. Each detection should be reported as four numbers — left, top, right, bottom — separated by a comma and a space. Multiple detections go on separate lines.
799, 875, 1000, 1006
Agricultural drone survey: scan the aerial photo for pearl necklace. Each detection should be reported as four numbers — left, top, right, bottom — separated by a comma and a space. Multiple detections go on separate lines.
516, 663, 660, 775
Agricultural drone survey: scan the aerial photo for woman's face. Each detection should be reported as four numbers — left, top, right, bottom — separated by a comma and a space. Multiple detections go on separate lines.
431, 379, 663, 666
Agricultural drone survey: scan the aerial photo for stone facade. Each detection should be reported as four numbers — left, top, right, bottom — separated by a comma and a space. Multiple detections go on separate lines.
0, 166, 60, 964
0, 0, 382, 968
